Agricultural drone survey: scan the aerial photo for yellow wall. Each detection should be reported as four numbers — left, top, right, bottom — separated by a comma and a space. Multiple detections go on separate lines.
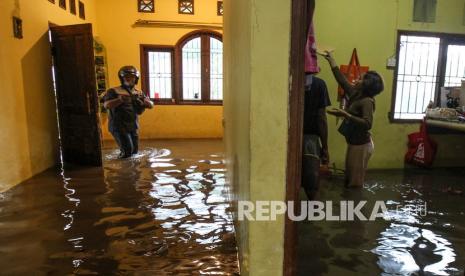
95, 0, 223, 140
224, 0, 252, 272
0, 0, 98, 192
314, 0, 465, 169
224, 0, 291, 274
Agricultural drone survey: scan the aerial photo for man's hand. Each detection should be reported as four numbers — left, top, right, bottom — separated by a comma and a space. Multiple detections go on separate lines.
119, 95, 132, 104
321, 50, 337, 68
320, 148, 330, 165
134, 96, 144, 105
143, 98, 154, 108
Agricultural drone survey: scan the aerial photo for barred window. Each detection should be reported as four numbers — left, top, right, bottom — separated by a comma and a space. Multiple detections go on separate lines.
182, 38, 201, 100
391, 31, 465, 121
141, 47, 173, 100
180, 32, 223, 103
210, 37, 223, 100
140, 31, 223, 105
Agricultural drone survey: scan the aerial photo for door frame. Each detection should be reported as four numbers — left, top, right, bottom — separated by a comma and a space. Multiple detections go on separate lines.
283, 0, 314, 275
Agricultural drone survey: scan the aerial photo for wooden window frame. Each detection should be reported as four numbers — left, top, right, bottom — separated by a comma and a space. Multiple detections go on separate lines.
390, 30, 465, 123
78, 1, 85, 19
178, 0, 194, 15
138, 0, 155, 13
176, 30, 222, 105
140, 30, 223, 105
70, 0, 76, 14
140, 45, 175, 104
59, 0, 66, 9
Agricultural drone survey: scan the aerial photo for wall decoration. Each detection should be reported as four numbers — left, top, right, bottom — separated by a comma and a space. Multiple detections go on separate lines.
179, 0, 194, 14
217, 1, 223, 16
59, 0, 66, 9
12, 17, 23, 39
138, 0, 155, 13
70, 0, 76, 14
413, 0, 436, 23
79, 1, 85, 19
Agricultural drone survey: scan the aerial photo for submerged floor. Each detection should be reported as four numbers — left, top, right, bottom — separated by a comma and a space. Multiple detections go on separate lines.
297, 168, 465, 275
0, 139, 239, 275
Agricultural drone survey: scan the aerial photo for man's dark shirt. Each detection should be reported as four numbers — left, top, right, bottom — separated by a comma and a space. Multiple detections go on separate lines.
303, 76, 331, 135
103, 86, 143, 133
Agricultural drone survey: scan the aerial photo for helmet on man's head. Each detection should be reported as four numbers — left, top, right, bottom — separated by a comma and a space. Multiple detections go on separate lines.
118, 65, 140, 85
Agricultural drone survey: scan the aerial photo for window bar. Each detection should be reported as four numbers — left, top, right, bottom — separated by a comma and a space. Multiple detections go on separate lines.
413, 41, 422, 114
190, 46, 193, 100
424, 40, 432, 112
162, 52, 166, 98
402, 38, 409, 116
457, 49, 465, 86
202, 35, 211, 102
436, 38, 446, 104
190, 48, 193, 99
457, 51, 460, 85
156, 52, 160, 98
401, 38, 408, 117
165, 52, 168, 98
189, 49, 192, 99
409, 38, 417, 115
158, 52, 161, 98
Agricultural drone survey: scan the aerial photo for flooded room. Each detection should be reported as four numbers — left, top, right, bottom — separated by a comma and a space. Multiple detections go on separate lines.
1, 0, 465, 275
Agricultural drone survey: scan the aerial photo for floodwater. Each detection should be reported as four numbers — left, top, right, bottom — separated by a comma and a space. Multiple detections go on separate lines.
298, 168, 465, 275
0, 139, 239, 275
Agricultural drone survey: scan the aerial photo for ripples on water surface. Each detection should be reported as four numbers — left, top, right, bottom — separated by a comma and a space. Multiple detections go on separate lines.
0, 140, 239, 275
298, 169, 465, 276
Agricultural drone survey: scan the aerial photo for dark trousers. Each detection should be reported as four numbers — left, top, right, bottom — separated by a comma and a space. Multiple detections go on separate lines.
111, 130, 139, 157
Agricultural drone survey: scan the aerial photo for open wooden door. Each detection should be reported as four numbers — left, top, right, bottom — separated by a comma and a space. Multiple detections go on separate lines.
50, 23, 102, 166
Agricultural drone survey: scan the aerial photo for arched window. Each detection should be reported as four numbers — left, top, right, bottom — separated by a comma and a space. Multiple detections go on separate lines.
178, 31, 223, 103
140, 30, 223, 104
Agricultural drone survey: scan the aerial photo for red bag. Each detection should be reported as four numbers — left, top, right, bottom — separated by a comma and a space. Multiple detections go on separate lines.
405, 120, 438, 168
338, 48, 369, 99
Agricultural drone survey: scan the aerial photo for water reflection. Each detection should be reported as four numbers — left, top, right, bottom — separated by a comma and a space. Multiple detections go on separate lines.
373, 178, 461, 275
0, 140, 239, 275
297, 169, 465, 276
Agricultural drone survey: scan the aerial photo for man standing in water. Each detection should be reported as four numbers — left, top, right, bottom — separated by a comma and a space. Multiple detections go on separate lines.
103, 66, 154, 158
302, 74, 331, 199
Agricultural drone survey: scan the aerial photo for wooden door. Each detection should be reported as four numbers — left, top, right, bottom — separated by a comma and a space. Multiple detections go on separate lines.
50, 23, 102, 166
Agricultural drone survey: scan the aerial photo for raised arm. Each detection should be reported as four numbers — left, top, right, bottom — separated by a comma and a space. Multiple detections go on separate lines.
322, 51, 356, 98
